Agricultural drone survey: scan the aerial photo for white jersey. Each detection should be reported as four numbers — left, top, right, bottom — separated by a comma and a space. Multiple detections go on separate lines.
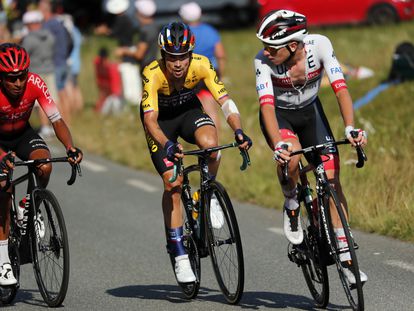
254, 34, 347, 110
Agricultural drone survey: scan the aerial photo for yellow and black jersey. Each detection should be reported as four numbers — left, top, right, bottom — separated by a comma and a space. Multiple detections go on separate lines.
141, 53, 228, 115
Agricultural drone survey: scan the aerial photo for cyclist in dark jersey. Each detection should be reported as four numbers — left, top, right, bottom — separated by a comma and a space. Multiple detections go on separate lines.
255, 10, 367, 284
0, 43, 82, 286
141, 22, 252, 283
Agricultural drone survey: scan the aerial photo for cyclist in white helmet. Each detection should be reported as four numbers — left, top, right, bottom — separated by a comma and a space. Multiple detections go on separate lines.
254, 10, 368, 284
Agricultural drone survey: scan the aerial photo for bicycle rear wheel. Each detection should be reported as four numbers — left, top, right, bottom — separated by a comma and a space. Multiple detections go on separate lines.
205, 181, 244, 304
323, 186, 364, 311
30, 189, 69, 307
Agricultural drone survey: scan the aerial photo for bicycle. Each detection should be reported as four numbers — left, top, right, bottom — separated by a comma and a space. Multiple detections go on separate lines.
168, 142, 250, 304
0, 156, 81, 307
284, 135, 367, 311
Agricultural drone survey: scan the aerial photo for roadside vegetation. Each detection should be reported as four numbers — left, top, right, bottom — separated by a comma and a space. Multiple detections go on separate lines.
71, 22, 414, 241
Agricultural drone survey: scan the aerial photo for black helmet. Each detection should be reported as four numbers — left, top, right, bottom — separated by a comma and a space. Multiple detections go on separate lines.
158, 22, 195, 56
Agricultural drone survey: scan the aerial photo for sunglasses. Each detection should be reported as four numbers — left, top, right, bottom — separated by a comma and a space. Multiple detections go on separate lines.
263, 44, 287, 54
3, 71, 28, 83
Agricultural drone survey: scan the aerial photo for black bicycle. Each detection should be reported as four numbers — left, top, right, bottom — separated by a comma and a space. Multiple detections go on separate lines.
0, 156, 81, 307
168, 142, 250, 304
285, 135, 367, 311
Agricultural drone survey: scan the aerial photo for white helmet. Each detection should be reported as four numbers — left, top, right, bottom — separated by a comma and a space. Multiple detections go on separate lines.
256, 10, 307, 47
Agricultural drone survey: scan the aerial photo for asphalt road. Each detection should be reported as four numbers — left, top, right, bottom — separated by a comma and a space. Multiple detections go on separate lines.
4, 148, 414, 310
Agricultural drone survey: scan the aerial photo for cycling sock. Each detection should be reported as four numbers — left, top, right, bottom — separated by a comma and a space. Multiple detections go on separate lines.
282, 186, 299, 210
335, 228, 351, 262
167, 227, 186, 257
0, 240, 9, 266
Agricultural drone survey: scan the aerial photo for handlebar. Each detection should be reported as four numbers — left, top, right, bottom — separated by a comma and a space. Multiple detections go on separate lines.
0, 157, 82, 190
281, 137, 367, 184
168, 142, 251, 183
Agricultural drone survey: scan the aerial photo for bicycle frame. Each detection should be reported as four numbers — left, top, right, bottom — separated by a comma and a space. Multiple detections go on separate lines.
179, 143, 250, 255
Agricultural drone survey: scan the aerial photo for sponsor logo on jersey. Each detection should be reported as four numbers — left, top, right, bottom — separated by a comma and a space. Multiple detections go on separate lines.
259, 94, 274, 106
256, 68, 261, 76
28, 75, 52, 104
163, 158, 174, 167
256, 83, 268, 91
141, 90, 149, 102
330, 67, 342, 74
331, 79, 347, 93
142, 74, 149, 84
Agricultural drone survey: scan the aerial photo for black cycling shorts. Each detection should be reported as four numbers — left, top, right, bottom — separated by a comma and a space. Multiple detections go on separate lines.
141, 105, 215, 175
259, 97, 339, 168
0, 126, 49, 160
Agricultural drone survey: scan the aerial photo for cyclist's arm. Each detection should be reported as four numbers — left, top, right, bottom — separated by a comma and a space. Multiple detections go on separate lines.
261, 104, 282, 149
143, 110, 170, 148
52, 118, 75, 151
336, 88, 354, 129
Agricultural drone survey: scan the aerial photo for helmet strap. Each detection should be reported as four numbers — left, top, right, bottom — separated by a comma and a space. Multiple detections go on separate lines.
285, 44, 296, 63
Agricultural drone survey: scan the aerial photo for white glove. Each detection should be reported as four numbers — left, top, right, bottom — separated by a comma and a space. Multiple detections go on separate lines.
345, 126, 367, 139
273, 141, 292, 162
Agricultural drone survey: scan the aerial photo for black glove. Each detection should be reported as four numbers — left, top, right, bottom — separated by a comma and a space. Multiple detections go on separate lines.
0, 151, 14, 171
67, 147, 83, 161
165, 140, 180, 162
234, 129, 252, 148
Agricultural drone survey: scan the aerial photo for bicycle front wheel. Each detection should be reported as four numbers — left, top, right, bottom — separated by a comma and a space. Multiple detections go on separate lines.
30, 189, 69, 307
205, 181, 244, 304
323, 186, 364, 311
300, 224, 329, 308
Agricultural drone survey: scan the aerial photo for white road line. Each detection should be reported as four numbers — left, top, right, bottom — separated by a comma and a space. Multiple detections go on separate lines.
126, 179, 158, 193
385, 260, 414, 273
268, 227, 284, 235
81, 160, 107, 172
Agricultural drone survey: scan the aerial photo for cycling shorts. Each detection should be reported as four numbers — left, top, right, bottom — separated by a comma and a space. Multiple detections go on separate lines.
141, 105, 215, 175
0, 126, 49, 160
259, 97, 339, 171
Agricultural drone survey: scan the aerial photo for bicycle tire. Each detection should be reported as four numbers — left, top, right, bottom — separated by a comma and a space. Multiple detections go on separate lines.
30, 189, 69, 307
0, 234, 20, 305
300, 223, 329, 308
205, 181, 244, 304
323, 185, 364, 311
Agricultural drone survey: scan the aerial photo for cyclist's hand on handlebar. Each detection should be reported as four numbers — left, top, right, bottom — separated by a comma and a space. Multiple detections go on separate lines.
234, 129, 252, 150
345, 126, 367, 147
66, 147, 83, 164
0, 151, 15, 173
165, 140, 183, 162
274, 141, 292, 164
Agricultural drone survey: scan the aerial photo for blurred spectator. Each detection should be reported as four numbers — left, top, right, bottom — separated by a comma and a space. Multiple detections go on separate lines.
115, 0, 158, 70
0, 8, 11, 43
21, 9, 57, 139
96, 0, 140, 104
94, 47, 123, 114
38, 0, 72, 124
179, 2, 226, 132
63, 15, 84, 114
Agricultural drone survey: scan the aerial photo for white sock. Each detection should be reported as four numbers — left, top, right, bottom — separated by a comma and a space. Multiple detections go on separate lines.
0, 240, 10, 266
282, 186, 299, 210
335, 228, 351, 262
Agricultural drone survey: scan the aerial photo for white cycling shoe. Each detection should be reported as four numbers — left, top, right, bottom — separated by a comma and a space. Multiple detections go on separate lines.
35, 210, 46, 239
0, 263, 17, 286
210, 194, 224, 229
283, 207, 303, 245
343, 266, 368, 284
174, 255, 196, 283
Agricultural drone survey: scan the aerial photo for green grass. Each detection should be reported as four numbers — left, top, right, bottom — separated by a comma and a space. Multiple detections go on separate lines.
72, 22, 414, 241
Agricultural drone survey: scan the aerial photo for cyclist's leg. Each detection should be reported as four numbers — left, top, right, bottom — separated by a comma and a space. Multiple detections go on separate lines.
179, 107, 217, 177
259, 109, 303, 244
142, 113, 196, 282
14, 127, 51, 189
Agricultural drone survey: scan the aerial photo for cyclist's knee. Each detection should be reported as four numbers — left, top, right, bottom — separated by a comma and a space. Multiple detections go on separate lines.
36, 163, 52, 188
162, 171, 183, 191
